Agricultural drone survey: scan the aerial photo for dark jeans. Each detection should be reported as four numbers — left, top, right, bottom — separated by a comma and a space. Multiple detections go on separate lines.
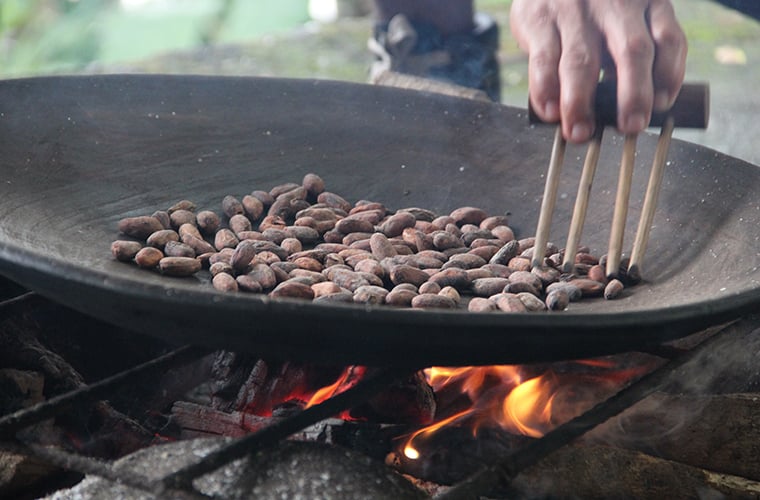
713, 0, 760, 20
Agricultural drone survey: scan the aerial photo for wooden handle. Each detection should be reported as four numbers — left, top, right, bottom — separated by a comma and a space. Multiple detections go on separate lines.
529, 81, 709, 129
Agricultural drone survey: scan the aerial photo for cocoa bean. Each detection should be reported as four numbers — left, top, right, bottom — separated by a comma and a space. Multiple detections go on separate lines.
546, 289, 570, 311
450, 206, 487, 226
489, 240, 520, 265
507, 256, 532, 272
389, 264, 430, 287
212, 272, 238, 292
445, 223, 462, 238
517, 292, 547, 312
354, 258, 385, 279
229, 214, 252, 235
428, 268, 470, 290
471, 277, 511, 297
335, 218, 374, 234
236, 274, 263, 293
152, 210, 171, 229
169, 209, 196, 229
369, 233, 397, 260
313, 291, 354, 304
432, 231, 463, 251
248, 263, 278, 290
146, 229, 179, 250
214, 228, 239, 251
481, 263, 513, 278
284, 226, 320, 245
468, 297, 498, 312
167, 200, 196, 214
178, 223, 203, 241
111, 240, 142, 261
259, 215, 287, 231
118, 216, 164, 239
164, 240, 196, 258
196, 210, 221, 235
353, 285, 388, 305
493, 293, 527, 313
531, 265, 561, 287
209, 261, 233, 277
270, 280, 314, 300
545, 282, 582, 301
134, 247, 163, 268
385, 288, 418, 307
468, 245, 499, 262
250, 190, 275, 207
443, 253, 487, 270
604, 279, 625, 300
479, 215, 511, 230
379, 212, 416, 238
317, 191, 352, 212
587, 264, 607, 284
280, 237, 303, 255
569, 278, 606, 298
302, 173, 325, 201
397, 207, 436, 222
411, 294, 457, 309
221, 195, 244, 218
311, 281, 343, 297
418, 282, 441, 294
159, 256, 201, 277
438, 286, 461, 304
292, 256, 323, 272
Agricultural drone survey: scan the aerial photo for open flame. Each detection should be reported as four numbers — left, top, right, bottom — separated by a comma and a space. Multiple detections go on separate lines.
401, 359, 657, 459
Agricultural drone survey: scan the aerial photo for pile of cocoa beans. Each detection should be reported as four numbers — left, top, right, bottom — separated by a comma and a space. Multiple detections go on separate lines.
111, 173, 635, 312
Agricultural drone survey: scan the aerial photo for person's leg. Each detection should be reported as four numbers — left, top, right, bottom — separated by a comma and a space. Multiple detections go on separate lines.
370, 0, 500, 101
373, 0, 474, 36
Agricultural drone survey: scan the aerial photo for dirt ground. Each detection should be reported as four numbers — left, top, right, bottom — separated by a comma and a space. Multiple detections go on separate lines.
112, 0, 760, 166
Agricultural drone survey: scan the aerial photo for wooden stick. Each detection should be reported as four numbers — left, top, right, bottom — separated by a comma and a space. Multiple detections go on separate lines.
531, 127, 566, 269
562, 127, 604, 273
627, 117, 675, 281
605, 133, 637, 278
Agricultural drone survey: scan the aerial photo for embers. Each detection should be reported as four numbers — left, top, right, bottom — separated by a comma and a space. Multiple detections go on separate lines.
4, 272, 760, 498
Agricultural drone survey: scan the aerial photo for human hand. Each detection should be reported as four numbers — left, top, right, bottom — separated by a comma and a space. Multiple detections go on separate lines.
510, 0, 687, 143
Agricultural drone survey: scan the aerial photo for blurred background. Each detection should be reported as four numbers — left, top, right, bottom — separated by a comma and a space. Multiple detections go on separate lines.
0, 0, 757, 164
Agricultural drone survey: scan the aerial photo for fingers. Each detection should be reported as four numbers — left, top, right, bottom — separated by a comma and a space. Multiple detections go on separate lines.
555, 6, 602, 142
594, 0, 656, 133
510, 0, 687, 142
648, 0, 688, 110
510, 0, 562, 123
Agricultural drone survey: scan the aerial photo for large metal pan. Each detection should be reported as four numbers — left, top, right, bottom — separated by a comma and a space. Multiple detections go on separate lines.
0, 75, 758, 366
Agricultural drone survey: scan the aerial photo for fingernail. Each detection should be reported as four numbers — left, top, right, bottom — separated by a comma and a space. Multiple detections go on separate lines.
653, 90, 671, 111
544, 100, 560, 122
625, 113, 648, 133
570, 122, 592, 143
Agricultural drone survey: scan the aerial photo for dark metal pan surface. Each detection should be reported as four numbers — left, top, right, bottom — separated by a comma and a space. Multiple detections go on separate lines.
0, 75, 758, 366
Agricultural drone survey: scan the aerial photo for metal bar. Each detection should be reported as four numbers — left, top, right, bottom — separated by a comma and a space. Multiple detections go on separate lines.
160, 366, 416, 491
435, 318, 748, 500
0, 290, 37, 309
0, 344, 208, 437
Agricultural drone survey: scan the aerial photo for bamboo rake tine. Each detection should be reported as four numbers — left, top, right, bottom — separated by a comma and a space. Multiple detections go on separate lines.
561, 126, 604, 273
606, 133, 638, 279
532, 127, 567, 269
628, 116, 675, 281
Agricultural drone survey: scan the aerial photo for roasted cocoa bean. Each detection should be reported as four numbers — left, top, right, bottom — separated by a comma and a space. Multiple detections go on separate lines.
489, 240, 520, 265
221, 195, 244, 218
443, 253, 487, 270
118, 216, 164, 239
518, 292, 547, 311
397, 207, 436, 222
169, 209, 196, 229
385, 288, 418, 307
152, 210, 171, 229
311, 281, 343, 297
111, 240, 142, 262
604, 279, 625, 300
228, 214, 252, 235
250, 190, 275, 208
214, 228, 239, 251
411, 294, 457, 309
313, 291, 354, 304
270, 280, 314, 300
212, 272, 238, 292
418, 281, 441, 294
134, 247, 163, 268
302, 173, 325, 201
468, 297, 498, 312
164, 240, 196, 258
493, 293, 527, 313
146, 229, 179, 250
159, 256, 201, 277
432, 231, 463, 251
546, 289, 570, 311
389, 264, 430, 287
428, 268, 470, 290
236, 274, 263, 293
167, 199, 196, 214
196, 210, 221, 235
353, 285, 388, 305
280, 237, 302, 256
569, 278, 606, 298
438, 286, 461, 304
379, 212, 416, 238
450, 206, 487, 226
471, 277, 511, 297
317, 192, 352, 213
209, 261, 233, 277
180, 232, 214, 258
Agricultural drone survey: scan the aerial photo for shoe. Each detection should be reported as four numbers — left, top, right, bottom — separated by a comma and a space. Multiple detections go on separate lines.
368, 12, 501, 102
